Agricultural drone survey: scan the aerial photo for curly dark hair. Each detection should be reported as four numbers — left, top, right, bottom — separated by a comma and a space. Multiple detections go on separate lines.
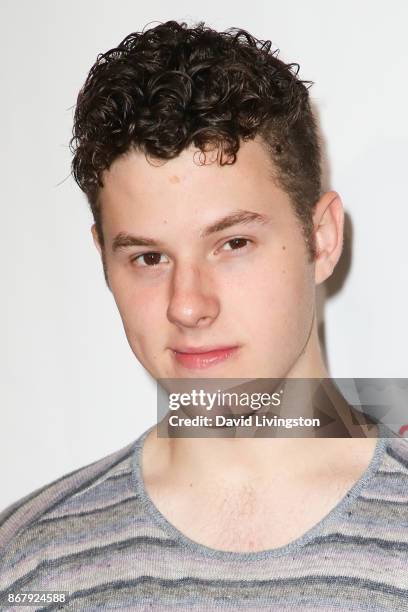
71, 20, 321, 257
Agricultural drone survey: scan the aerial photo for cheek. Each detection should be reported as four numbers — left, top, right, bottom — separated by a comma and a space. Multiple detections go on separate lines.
110, 274, 162, 343
118, 297, 163, 366
229, 252, 314, 331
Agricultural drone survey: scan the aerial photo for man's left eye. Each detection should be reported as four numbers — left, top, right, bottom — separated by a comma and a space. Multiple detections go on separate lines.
222, 238, 250, 251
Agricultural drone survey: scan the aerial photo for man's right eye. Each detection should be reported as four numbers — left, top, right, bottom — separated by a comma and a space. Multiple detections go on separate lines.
131, 252, 168, 267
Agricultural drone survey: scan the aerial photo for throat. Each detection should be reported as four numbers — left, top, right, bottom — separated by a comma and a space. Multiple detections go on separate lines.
141, 429, 379, 553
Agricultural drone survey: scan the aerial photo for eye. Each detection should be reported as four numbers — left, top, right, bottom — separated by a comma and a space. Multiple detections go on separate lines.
221, 237, 251, 251
131, 252, 168, 267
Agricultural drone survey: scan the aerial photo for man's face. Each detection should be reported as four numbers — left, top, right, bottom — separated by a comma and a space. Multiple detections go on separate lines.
96, 139, 316, 380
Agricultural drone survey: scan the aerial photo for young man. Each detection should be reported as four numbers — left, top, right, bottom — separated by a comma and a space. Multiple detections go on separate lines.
1, 20, 407, 610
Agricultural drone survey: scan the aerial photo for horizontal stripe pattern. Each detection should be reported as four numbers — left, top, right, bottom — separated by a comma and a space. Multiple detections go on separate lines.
1, 429, 408, 610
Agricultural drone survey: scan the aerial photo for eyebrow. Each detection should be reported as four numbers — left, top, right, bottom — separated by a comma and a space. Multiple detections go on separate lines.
111, 209, 270, 252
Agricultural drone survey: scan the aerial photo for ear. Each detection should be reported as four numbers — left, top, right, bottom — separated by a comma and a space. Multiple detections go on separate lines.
313, 191, 344, 285
91, 224, 111, 290
91, 223, 103, 256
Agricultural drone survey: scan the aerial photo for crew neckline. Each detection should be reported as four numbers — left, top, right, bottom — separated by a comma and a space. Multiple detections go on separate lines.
130, 423, 390, 561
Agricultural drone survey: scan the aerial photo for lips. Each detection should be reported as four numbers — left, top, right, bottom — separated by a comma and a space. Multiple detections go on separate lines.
171, 346, 240, 370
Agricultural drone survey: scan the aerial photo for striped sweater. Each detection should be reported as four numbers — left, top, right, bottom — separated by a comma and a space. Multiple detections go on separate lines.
1, 425, 408, 611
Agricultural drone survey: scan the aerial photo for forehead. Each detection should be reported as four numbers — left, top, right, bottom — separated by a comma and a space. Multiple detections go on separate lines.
102, 138, 277, 194
98, 138, 292, 232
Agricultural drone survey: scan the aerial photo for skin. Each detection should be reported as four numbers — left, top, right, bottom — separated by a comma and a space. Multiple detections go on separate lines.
92, 137, 378, 552
94, 138, 338, 380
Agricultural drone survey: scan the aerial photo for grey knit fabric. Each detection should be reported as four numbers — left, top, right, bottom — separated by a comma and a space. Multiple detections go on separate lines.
1, 425, 407, 610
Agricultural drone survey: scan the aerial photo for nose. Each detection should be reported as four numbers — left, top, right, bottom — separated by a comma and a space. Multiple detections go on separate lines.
167, 262, 220, 329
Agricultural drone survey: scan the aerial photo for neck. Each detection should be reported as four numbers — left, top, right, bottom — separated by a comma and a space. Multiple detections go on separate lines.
144, 321, 378, 491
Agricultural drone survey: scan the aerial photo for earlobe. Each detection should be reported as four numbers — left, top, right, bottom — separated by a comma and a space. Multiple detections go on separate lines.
313, 191, 344, 285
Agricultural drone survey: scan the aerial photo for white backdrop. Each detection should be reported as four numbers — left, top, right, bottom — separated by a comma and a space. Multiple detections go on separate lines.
1, 0, 407, 509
